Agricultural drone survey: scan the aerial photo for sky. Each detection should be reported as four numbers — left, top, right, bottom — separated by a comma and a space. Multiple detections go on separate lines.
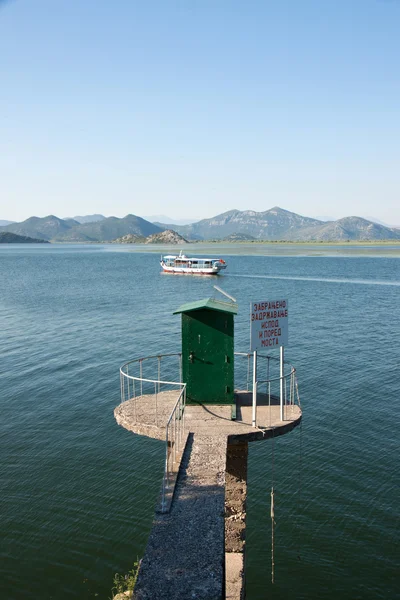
1, 0, 399, 225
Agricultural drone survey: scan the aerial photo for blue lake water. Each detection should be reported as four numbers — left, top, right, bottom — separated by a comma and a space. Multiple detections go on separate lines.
0, 244, 399, 600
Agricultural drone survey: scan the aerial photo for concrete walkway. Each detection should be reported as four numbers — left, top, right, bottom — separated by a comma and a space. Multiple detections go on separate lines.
134, 432, 227, 600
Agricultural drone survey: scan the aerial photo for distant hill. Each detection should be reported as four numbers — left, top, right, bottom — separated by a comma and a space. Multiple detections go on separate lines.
157, 207, 323, 240
157, 207, 400, 242
314, 215, 334, 222
145, 215, 201, 225
0, 220, 15, 227
69, 214, 106, 224
0, 232, 49, 243
0, 215, 79, 241
298, 216, 400, 241
0, 214, 162, 242
145, 230, 188, 244
112, 234, 146, 243
54, 214, 162, 242
222, 233, 256, 242
365, 216, 396, 228
113, 229, 188, 244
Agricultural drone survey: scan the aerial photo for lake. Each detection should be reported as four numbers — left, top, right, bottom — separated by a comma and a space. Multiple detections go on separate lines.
0, 243, 399, 600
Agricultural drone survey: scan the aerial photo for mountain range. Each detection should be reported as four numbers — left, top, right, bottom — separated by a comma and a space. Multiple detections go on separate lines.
0, 208, 399, 242
156, 207, 400, 241
0, 214, 161, 242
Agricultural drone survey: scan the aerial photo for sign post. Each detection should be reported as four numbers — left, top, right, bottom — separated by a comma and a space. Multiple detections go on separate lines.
250, 299, 289, 426
252, 350, 257, 428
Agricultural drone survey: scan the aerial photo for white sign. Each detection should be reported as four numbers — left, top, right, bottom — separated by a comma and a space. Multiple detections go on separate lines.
250, 299, 288, 351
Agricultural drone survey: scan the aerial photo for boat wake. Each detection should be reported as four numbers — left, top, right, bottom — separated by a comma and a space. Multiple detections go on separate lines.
227, 274, 400, 286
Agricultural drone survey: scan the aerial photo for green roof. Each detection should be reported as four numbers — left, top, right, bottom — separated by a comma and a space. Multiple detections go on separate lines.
173, 297, 238, 316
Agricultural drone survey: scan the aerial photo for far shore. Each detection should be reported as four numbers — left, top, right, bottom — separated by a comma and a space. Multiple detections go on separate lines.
3, 240, 400, 258
53, 239, 400, 246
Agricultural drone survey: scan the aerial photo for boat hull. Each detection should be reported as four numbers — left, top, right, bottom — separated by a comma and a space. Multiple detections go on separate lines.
161, 264, 222, 275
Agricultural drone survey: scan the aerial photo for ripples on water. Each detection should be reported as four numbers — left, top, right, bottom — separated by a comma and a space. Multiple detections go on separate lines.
0, 244, 399, 600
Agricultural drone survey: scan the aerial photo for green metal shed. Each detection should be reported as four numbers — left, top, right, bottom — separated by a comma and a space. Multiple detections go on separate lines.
173, 297, 237, 405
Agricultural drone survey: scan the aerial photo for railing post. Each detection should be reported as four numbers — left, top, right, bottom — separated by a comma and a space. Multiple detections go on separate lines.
179, 392, 183, 446
291, 370, 294, 407
284, 373, 287, 411
165, 427, 169, 491
126, 364, 130, 401
133, 378, 137, 422
280, 346, 284, 421
174, 411, 177, 463
183, 386, 186, 436
291, 370, 295, 415
154, 381, 158, 427
268, 379, 271, 427
295, 376, 301, 407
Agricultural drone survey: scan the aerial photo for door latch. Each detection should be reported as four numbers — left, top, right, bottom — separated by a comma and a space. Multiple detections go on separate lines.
189, 351, 195, 363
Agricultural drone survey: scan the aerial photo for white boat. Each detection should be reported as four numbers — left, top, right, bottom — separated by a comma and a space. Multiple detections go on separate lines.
160, 251, 227, 275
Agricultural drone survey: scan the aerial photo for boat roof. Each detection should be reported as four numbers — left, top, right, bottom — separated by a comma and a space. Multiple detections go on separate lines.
173, 297, 237, 316
163, 255, 223, 261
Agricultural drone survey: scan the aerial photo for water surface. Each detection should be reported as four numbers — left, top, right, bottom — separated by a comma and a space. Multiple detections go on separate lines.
0, 244, 399, 599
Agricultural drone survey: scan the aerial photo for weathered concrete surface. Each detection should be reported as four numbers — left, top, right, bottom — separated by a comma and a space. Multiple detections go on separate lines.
225, 553, 244, 600
225, 443, 248, 600
115, 391, 302, 443
114, 391, 177, 441
225, 443, 248, 554
134, 433, 227, 600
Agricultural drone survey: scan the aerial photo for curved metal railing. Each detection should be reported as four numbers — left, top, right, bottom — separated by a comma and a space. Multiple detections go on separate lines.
119, 351, 300, 512
235, 352, 301, 411
120, 353, 185, 512
120, 353, 183, 423
120, 352, 299, 402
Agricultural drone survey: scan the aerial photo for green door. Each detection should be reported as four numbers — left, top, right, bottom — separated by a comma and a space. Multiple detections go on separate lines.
182, 310, 234, 404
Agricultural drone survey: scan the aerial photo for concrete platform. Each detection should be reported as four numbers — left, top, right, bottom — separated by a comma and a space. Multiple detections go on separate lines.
114, 390, 302, 443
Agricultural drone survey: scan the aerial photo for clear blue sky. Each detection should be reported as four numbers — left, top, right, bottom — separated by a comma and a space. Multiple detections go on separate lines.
1, 0, 399, 225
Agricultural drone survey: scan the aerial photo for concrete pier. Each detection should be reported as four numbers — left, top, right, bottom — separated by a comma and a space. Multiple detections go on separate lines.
114, 392, 301, 600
